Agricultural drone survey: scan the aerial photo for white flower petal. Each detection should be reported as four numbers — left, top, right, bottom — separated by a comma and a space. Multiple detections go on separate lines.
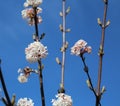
18, 75, 28, 83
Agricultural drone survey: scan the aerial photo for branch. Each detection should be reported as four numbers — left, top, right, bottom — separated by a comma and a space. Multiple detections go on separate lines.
38, 60, 45, 106
80, 55, 97, 97
33, 7, 39, 41
80, 55, 102, 106
96, 1, 109, 106
0, 60, 12, 106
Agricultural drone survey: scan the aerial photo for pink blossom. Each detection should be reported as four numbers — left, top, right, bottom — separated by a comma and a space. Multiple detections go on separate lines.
71, 39, 92, 56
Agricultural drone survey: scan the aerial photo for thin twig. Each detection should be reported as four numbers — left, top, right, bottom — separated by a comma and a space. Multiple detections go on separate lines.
1, 97, 8, 106
59, 0, 66, 93
80, 55, 97, 97
0, 60, 12, 106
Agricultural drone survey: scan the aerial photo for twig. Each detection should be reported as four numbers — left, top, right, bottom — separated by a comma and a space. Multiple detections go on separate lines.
0, 60, 12, 106
58, 0, 66, 93
96, 0, 109, 105
80, 55, 101, 106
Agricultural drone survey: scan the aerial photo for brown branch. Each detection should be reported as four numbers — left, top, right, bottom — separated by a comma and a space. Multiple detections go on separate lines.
96, 1, 108, 106
38, 60, 45, 106
80, 55, 102, 106
0, 60, 12, 106
33, 7, 39, 41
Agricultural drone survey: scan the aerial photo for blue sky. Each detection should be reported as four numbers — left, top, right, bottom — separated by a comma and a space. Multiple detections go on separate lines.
0, 0, 120, 106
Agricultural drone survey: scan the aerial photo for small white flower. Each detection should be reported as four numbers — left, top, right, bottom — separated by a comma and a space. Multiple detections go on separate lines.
17, 98, 34, 106
18, 74, 28, 83
24, 2, 29, 7
18, 68, 23, 73
52, 93, 72, 106
37, 7, 42, 13
25, 41, 48, 63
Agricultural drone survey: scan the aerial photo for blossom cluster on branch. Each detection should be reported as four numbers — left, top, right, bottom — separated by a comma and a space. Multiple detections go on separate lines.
0, 0, 109, 106
25, 41, 48, 63
52, 93, 72, 106
71, 39, 92, 56
17, 0, 47, 105
18, 66, 38, 83
21, 0, 43, 25
17, 98, 34, 106
24, 0, 43, 7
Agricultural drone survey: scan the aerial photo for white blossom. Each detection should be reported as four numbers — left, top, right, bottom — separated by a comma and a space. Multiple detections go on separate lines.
25, 41, 48, 63
21, 7, 42, 19
17, 98, 34, 106
21, 7, 42, 25
52, 93, 72, 106
18, 74, 28, 83
18, 68, 23, 73
71, 39, 92, 56
24, 0, 43, 7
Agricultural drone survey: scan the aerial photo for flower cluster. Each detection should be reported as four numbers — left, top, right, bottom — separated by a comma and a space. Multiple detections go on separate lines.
22, 0, 43, 25
25, 41, 48, 63
71, 39, 92, 56
24, 0, 43, 7
18, 67, 38, 83
52, 93, 72, 106
17, 98, 34, 106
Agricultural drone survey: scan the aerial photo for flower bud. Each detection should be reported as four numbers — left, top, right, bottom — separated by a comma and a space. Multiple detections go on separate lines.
66, 7, 70, 15
86, 79, 91, 89
105, 20, 110, 27
59, 12, 63, 17
97, 18, 102, 26
56, 57, 61, 65
101, 86, 106, 94
59, 24, 63, 32
66, 28, 71, 32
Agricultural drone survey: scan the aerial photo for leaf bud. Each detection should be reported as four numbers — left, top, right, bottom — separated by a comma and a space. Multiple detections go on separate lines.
56, 57, 61, 65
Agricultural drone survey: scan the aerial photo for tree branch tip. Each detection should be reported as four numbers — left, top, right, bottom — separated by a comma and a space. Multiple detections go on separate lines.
103, 0, 108, 4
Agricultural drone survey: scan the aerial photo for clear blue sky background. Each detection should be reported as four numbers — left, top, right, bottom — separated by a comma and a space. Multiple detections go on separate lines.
0, 0, 120, 106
